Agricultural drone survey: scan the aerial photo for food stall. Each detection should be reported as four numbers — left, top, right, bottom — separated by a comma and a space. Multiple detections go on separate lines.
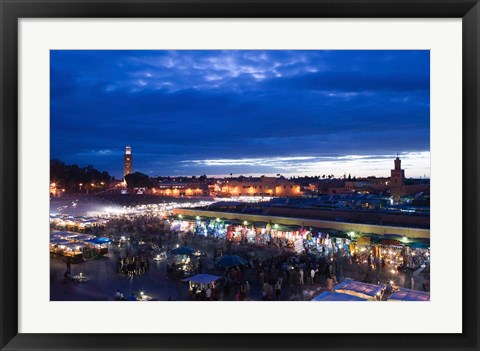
333, 279, 385, 301
50, 238, 71, 255
83, 237, 111, 256
61, 242, 86, 262
311, 291, 367, 301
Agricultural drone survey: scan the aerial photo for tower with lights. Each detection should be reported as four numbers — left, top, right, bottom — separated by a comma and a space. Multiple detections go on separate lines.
124, 146, 132, 177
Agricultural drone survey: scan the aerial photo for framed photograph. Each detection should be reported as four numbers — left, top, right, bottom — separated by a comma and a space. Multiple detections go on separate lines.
1, 0, 478, 350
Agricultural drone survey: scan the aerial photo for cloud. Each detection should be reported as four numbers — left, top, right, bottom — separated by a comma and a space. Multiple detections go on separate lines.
178, 152, 431, 178
50, 50, 430, 178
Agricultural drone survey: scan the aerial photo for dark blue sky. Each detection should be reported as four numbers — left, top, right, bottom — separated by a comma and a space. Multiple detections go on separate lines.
51, 50, 430, 179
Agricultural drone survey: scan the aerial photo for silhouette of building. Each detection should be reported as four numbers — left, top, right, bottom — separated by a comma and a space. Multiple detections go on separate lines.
124, 146, 132, 177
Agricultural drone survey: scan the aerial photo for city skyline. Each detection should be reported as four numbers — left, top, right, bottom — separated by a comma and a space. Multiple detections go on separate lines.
51, 50, 430, 179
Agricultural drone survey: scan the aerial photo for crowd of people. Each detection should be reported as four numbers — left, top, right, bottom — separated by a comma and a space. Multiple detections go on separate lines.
189, 283, 221, 301
115, 255, 150, 277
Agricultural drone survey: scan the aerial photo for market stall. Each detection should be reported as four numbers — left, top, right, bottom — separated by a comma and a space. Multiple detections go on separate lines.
83, 237, 111, 256
49, 238, 71, 255
167, 255, 197, 279
61, 242, 86, 262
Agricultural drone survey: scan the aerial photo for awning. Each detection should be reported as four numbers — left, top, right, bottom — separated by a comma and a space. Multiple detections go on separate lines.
50, 238, 71, 245
334, 279, 384, 298
407, 242, 429, 249
85, 237, 112, 244
312, 291, 367, 301
389, 288, 430, 301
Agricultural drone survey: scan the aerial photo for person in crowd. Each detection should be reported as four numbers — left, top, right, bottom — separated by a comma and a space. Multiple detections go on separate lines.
235, 288, 245, 301
259, 270, 265, 286
114, 289, 124, 301
66, 257, 71, 275
262, 283, 268, 301
244, 281, 251, 299
266, 283, 274, 301
326, 275, 334, 291
275, 280, 282, 300
206, 285, 212, 301
127, 293, 137, 301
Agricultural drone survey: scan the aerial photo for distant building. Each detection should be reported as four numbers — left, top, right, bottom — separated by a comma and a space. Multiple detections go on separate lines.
389, 156, 430, 197
124, 146, 132, 177
155, 182, 206, 197
317, 155, 429, 197
50, 182, 65, 197
152, 176, 301, 197
390, 155, 405, 197
218, 176, 302, 197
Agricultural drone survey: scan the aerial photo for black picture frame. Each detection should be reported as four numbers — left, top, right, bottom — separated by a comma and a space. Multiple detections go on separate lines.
1, 1, 478, 350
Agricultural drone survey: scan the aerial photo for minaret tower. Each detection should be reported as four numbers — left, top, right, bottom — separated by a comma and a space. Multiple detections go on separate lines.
390, 154, 405, 197
124, 146, 132, 177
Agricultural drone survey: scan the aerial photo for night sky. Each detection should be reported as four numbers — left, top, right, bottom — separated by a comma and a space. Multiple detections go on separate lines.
51, 50, 430, 179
